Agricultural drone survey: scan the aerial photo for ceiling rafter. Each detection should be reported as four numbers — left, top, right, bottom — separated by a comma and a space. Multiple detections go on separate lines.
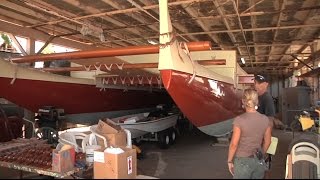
212, 1, 242, 55
23, 0, 137, 47
0, 0, 319, 76
67, 23, 320, 45
60, 0, 146, 46
241, 0, 266, 14
182, 4, 224, 49
179, 23, 320, 36
0, 19, 94, 50
125, 0, 190, 42
100, 0, 165, 42
277, 1, 319, 64
28, 0, 213, 28
0, 2, 110, 48
267, 0, 286, 64
28, 4, 320, 29
0, 8, 90, 45
232, 0, 252, 67
249, 0, 258, 67
138, 0, 198, 42
243, 53, 310, 57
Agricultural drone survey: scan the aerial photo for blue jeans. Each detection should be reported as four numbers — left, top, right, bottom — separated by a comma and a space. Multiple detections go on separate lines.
233, 157, 267, 179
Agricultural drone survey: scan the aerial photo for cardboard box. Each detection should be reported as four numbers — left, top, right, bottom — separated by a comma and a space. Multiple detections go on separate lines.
98, 119, 122, 133
52, 146, 75, 173
96, 120, 127, 148
94, 147, 137, 179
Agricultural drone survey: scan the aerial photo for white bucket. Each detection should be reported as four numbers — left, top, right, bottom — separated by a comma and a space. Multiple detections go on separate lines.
85, 145, 101, 163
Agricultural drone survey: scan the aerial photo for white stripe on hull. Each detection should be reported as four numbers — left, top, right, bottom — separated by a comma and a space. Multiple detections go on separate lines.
198, 118, 234, 137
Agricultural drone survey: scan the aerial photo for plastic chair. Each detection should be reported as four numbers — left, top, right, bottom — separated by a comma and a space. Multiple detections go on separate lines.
291, 142, 320, 178
81, 133, 98, 152
58, 132, 88, 152
89, 125, 108, 148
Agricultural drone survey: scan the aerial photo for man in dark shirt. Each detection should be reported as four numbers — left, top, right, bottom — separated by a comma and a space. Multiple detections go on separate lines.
254, 74, 276, 119
253, 74, 276, 178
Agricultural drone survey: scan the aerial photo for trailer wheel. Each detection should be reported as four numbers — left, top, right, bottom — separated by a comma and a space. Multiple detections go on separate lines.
133, 137, 143, 146
169, 128, 177, 145
158, 132, 170, 149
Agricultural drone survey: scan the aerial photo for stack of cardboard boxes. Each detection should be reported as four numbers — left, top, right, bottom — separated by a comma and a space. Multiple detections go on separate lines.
93, 120, 137, 179
52, 145, 76, 173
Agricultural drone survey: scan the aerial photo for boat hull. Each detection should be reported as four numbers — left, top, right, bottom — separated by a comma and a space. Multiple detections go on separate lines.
161, 69, 243, 136
0, 77, 171, 122
111, 113, 179, 139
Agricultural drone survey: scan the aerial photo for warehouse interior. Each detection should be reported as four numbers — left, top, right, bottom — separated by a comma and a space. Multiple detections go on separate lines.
0, 0, 319, 179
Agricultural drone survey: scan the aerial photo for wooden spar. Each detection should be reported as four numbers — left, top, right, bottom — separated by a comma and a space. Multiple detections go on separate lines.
11, 41, 212, 63
39, 59, 226, 72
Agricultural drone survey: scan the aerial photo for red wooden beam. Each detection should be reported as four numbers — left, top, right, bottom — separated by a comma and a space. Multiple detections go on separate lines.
11, 41, 212, 63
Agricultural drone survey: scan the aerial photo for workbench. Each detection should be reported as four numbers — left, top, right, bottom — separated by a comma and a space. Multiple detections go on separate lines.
0, 138, 84, 179
0, 161, 79, 178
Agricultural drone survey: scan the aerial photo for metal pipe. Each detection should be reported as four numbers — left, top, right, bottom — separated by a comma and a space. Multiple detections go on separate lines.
39, 59, 226, 72
11, 41, 211, 63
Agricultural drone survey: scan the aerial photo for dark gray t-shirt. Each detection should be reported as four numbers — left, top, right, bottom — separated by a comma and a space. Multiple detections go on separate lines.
233, 112, 270, 157
257, 92, 275, 117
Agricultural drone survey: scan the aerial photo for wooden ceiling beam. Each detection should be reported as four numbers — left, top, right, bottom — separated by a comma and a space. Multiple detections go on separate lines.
249, 61, 295, 64
95, 23, 320, 44
0, 17, 94, 50
182, 4, 224, 49
182, 23, 320, 35
268, 0, 286, 63
243, 53, 310, 57
249, 0, 258, 67
232, 0, 252, 66
212, 1, 242, 54
127, 0, 191, 43
241, 0, 266, 14
277, 2, 318, 66
26, 0, 320, 30
102, 0, 159, 32
61, 0, 145, 46
23, 0, 134, 47
28, 0, 212, 27
0, 11, 107, 48
0, 0, 107, 46
138, 0, 198, 42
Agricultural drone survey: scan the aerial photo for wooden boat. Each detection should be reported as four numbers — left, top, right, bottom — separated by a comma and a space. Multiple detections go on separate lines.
158, 0, 251, 137
0, 35, 213, 125
0, 59, 171, 124
109, 112, 179, 139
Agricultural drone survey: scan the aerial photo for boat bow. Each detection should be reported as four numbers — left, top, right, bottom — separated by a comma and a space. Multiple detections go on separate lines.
158, 0, 243, 137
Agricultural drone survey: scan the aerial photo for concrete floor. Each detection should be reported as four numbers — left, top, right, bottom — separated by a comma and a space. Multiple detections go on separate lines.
137, 128, 294, 179
0, 128, 294, 179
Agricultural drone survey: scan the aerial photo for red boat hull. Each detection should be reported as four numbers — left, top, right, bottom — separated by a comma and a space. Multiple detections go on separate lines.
161, 70, 243, 127
0, 77, 171, 115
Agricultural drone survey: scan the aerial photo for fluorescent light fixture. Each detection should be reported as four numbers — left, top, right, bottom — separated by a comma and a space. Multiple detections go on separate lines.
240, 57, 245, 64
34, 61, 44, 68
147, 39, 158, 45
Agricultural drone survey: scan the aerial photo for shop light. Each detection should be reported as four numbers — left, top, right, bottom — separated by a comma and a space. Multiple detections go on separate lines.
240, 57, 245, 64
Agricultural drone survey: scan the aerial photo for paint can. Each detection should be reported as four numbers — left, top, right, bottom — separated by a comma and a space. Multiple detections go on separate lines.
85, 145, 101, 163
